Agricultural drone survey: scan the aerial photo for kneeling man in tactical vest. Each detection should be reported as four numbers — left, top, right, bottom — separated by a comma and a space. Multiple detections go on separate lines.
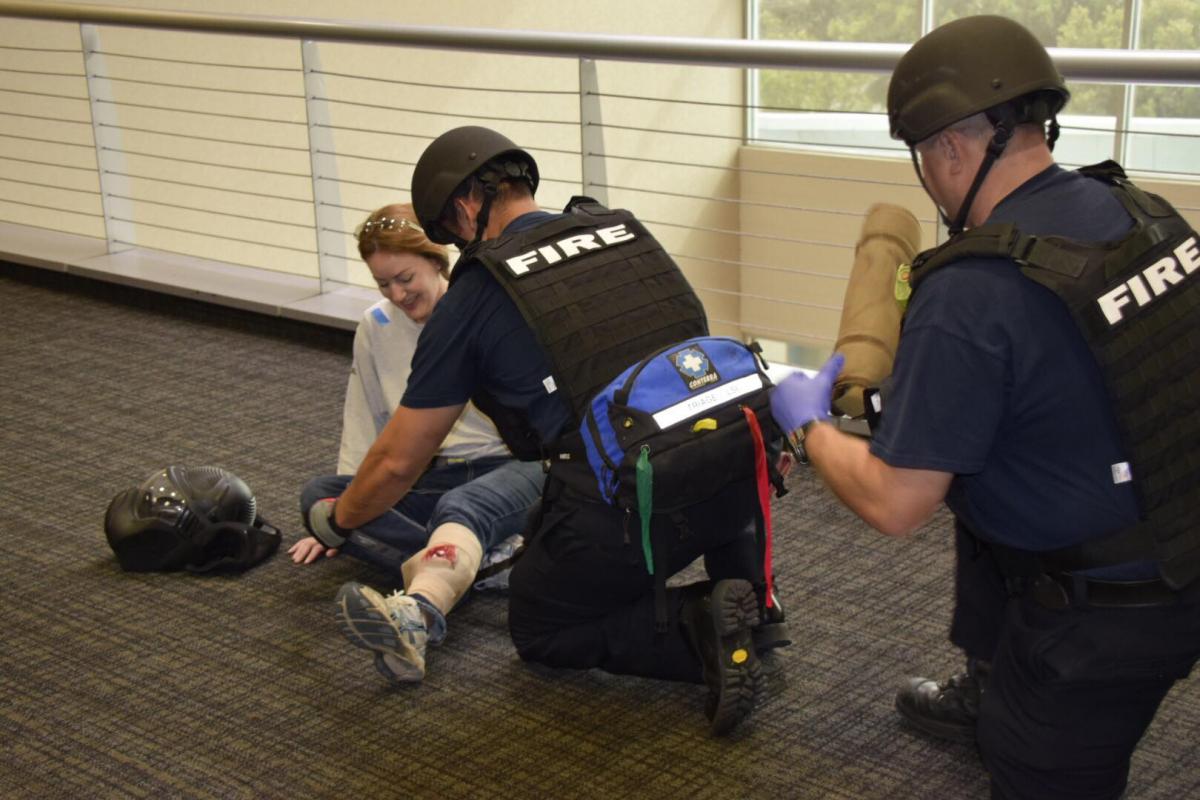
307, 125, 789, 735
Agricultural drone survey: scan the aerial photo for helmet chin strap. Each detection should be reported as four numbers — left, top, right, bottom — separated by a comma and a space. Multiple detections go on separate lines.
908, 147, 953, 232
947, 116, 1013, 236
908, 113, 1017, 238
456, 160, 535, 250
905, 89, 1062, 237
469, 184, 498, 248
441, 180, 499, 251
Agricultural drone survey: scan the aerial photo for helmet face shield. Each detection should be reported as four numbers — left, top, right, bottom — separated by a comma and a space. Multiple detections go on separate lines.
104, 486, 195, 572
141, 465, 257, 527
887, 15, 1069, 145
104, 466, 278, 573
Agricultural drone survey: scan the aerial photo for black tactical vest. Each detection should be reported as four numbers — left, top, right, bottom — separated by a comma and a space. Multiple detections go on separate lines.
907, 161, 1200, 589
454, 197, 708, 459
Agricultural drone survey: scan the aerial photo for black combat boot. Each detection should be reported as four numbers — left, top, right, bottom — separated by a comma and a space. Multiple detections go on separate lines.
684, 580, 792, 655
894, 658, 990, 743
681, 579, 766, 736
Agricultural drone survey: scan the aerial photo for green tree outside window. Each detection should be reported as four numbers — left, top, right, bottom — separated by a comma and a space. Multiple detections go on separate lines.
757, 0, 1197, 119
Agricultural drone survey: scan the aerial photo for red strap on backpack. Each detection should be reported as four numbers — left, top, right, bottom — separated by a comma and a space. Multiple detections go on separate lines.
742, 406, 775, 608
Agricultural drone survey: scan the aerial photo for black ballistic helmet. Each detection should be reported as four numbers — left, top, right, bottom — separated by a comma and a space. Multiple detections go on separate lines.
410, 126, 539, 245
104, 465, 281, 573
887, 15, 1069, 146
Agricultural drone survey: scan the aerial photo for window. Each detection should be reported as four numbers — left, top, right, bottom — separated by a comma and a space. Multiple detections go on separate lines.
751, 0, 1199, 176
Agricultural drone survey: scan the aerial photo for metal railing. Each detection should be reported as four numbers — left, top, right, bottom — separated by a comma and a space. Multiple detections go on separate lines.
1, 2, 1197, 357
4, 2, 1200, 80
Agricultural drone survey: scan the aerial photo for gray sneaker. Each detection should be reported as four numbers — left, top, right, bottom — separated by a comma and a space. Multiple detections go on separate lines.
335, 582, 427, 683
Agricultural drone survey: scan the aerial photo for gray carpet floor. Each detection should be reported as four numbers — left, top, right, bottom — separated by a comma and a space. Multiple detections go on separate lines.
1, 263, 1197, 799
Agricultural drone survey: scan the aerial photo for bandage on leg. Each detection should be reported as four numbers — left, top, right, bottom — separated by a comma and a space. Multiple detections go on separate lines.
401, 522, 483, 617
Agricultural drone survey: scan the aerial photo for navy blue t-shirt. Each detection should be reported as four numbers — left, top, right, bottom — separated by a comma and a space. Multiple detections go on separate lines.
402, 211, 574, 445
870, 165, 1142, 556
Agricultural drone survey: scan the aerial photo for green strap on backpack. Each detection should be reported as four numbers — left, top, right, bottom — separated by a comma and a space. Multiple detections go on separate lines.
636, 445, 654, 575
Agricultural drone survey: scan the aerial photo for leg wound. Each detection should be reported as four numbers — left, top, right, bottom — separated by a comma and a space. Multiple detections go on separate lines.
422, 544, 458, 565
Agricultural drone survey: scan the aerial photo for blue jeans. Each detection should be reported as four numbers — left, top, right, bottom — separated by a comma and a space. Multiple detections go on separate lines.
300, 457, 545, 576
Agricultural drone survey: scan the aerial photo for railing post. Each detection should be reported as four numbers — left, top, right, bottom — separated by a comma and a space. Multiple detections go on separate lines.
578, 58, 607, 205
302, 39, 340, 293
79, 23, 126, 254
1114, 0, 1143, 165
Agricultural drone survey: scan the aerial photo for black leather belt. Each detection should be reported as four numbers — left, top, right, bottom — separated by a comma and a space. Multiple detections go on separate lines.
1029, 572, 1184, 610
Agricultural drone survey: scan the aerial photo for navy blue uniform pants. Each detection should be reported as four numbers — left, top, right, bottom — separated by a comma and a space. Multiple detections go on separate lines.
507, 471, 762, 683
951, 524, 1200, 800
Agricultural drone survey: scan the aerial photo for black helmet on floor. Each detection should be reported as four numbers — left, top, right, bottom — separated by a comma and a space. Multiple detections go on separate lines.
887, 15, 1069, 145
104, 465, 281, 573
411, 126, 539, 245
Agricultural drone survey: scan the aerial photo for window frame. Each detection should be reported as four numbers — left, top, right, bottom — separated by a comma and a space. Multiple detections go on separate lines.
746, 0, 1199, 178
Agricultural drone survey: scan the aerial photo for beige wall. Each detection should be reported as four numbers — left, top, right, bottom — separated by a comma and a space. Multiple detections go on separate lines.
4, 3, 1198, 360
1143, 177, 1200, 232
738, 146, 936, 358
1, 1, 747, 305
0, 18, 102, 235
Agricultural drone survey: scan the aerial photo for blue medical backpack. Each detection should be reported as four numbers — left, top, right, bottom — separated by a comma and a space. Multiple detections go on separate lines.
579, 336, 785, 621
581, 336, 779, 511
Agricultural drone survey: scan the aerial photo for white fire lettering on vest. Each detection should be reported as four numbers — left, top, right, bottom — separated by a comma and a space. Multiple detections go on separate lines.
504, 224, 637, 276
1096, 235, 1199, 326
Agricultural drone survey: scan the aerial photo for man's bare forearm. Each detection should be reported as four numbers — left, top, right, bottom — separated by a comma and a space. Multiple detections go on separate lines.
804, 422, 951, 537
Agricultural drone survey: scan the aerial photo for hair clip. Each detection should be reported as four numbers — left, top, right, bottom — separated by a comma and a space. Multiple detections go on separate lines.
354, 216, 422, 240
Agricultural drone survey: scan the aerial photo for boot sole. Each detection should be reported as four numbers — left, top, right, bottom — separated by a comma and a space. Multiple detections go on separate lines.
334, 583, 425, 682
707, 579, 766, 736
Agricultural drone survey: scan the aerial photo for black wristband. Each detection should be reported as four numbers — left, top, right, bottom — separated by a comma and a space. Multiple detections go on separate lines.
786, 418, 822, 464
327, 502, 352, 536
309, 499, 352, 549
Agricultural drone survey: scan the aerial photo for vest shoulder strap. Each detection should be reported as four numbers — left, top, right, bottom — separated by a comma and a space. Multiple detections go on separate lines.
910, 221, 1094, 290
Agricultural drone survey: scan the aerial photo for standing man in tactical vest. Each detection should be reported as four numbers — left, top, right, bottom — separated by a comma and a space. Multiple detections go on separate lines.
771, 15, 1200, 798
310, 125, 784, 735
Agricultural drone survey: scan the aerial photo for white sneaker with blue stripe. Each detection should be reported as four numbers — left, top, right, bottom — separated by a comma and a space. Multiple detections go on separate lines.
335, 582, 427, 683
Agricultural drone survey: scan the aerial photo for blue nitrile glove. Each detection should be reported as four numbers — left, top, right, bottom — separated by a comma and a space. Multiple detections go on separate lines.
306, 497, 352, 548
769, 352, 845, 438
